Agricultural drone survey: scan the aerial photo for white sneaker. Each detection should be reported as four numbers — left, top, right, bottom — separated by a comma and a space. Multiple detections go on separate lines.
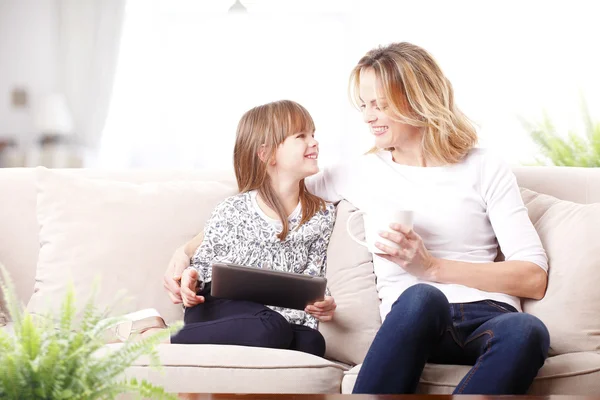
104, 308, 167, 343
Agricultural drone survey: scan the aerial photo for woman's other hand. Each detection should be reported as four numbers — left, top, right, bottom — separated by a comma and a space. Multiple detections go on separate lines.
163, 246, 192, 304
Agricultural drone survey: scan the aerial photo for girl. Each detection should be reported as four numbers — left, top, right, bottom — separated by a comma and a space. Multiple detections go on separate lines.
169, 100, 337, 357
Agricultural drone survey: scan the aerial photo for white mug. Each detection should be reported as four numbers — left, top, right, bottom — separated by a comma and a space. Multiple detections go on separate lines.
346, 208, 414, 254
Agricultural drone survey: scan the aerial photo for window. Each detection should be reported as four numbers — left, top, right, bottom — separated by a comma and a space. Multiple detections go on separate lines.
99, 0, 600, 168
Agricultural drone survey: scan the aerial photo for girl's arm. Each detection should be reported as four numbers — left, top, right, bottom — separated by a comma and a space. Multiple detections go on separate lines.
304, 204, 337, 321
189, 202, 234, 287
302, 204, 336, 280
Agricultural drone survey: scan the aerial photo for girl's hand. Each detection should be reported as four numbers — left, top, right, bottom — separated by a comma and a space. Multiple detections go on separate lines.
305, 296, 337, 322
180, 267, 205, 308
376, 223, 438, 280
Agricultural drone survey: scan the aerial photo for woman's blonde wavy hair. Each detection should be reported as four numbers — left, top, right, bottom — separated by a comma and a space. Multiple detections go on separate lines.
233, 100, 326, 241
349, 42, 478, 164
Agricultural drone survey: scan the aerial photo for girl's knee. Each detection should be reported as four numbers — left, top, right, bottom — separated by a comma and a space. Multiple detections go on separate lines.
256, 311, 293, 349
303, 331, 326, 357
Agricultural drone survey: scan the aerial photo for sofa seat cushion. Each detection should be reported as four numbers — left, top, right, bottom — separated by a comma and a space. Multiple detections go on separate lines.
98, 343, 347, 393
341, 352, 600, 394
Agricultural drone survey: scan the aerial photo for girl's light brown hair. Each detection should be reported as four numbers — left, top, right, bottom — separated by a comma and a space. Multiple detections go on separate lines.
233, 100, 326, 240
349, 42, 477, 164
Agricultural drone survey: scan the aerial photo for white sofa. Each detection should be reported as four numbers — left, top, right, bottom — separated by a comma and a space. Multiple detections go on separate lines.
1, 166, 599, 394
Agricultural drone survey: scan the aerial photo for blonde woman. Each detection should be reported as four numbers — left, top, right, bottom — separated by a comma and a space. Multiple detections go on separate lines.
308, 42, 550, 394
168, 100, 337, 357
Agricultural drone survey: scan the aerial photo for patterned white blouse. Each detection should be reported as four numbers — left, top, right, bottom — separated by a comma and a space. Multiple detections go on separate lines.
191, 190, 336, 329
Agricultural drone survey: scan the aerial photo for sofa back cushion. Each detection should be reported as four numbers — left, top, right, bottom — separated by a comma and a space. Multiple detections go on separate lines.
319, 200, 381, 365
0, 169, 39, 319
521, 188, 600, 355
2, 166, 599, 317
27, 168, 238, 323
0, 167, 238, 320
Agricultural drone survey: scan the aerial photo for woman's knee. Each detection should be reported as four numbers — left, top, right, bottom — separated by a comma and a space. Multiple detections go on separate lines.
516, 314, 550, 355
384, 284, 450, 337
391, 284, 449, 317
496, 313, 550, 358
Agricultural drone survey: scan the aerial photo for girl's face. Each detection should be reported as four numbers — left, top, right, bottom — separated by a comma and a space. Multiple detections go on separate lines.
272, 131, 319, 180
358, 68, 421, 149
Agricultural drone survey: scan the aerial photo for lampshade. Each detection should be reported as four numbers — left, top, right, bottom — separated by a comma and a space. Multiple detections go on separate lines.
229, 0, 247, 14
33, 93, 74, 136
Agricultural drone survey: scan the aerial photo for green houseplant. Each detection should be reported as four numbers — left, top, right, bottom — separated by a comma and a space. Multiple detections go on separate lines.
521, 99, 600, 167
0, 264, 181, 399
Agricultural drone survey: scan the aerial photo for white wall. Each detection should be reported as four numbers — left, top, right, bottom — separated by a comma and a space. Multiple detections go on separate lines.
349, 0, 600, 165
101, 0, 600, 169
0, 0, 59, 147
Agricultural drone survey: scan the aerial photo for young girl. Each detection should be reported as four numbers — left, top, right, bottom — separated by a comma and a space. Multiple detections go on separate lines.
169, 100, 337, 357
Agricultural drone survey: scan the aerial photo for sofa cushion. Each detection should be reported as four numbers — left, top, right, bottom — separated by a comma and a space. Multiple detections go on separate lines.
28, 167, 237, 323
98, 343, 346, 393
520, 188, 600, 356
342, 352, 600, 394
319, 200, 380, 366
0, 168, 237, 319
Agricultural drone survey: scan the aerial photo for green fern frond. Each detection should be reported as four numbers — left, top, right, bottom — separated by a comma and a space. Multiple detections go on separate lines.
59, 283, 77, 333
520, 97, 600, 167
88, 377, 176, 400
0, 263, 176, 399
0, 264, 24, 329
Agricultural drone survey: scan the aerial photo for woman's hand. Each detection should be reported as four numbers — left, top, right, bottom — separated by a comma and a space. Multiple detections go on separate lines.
376, 223, 438, 280
163, 246, 192, 304
180, 267, 205, 308
305, 296, 337, 322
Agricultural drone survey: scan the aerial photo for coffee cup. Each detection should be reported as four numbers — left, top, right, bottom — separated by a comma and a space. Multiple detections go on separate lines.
346, 208, 414, 254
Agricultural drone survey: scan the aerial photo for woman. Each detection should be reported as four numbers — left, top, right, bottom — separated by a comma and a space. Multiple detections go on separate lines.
164, 42, 549, 394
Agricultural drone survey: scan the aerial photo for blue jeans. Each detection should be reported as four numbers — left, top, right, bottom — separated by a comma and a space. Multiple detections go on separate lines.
353, 284, 550, 394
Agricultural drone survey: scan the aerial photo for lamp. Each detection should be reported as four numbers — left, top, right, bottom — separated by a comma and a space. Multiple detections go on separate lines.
229, 0, 247, 14
33, 93, 74, 146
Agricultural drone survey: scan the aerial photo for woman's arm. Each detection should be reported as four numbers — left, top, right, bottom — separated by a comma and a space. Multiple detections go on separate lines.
183, 231, 205, 258
304, 167, 344, 202
475, 151, 548, 299
163, 232, 205, 301
163, 201, 230, 304
429, 258, 547, 300
377, 226, 548, 300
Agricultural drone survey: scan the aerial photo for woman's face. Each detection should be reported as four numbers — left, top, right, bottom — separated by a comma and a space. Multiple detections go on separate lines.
358, 68, 421, 149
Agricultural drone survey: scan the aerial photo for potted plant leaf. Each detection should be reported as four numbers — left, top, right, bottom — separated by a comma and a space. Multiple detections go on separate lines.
0, 264, 182, 399
521, 97, 600, 167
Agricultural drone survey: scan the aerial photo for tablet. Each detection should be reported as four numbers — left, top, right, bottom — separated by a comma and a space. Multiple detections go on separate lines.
210, 262, 327, 310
